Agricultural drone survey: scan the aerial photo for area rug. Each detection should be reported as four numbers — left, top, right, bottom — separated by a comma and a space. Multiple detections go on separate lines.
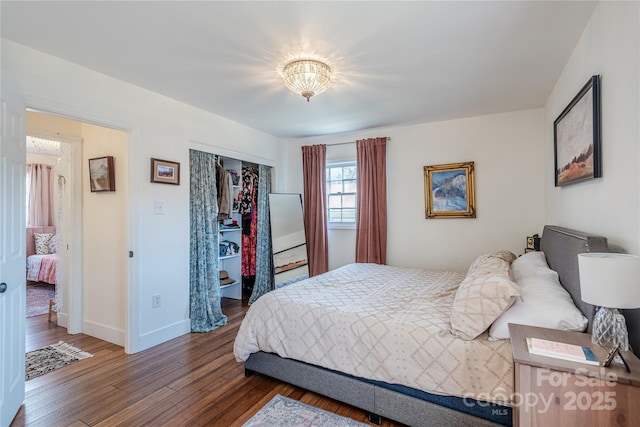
26, 283, 55, 318
25, 341, 93, 381
242, 394, 368, 427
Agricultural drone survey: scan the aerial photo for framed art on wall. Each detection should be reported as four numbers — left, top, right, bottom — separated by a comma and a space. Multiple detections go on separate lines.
554, 75, 601, 187
88, 156, 115, 192
151, 158, 180, 185
423, 161, 475, 218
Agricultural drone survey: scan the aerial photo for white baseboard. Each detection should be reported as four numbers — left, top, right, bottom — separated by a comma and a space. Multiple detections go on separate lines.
138, 319, 191, 352
56, 312, 69, 328
77, 319, 190, 352
82, 319, 125, 346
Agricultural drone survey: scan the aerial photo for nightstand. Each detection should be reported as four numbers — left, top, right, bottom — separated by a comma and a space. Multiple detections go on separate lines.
508, 323, 640, 427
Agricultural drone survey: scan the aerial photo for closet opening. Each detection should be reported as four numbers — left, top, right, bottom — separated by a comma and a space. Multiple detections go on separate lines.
189, 148, 273, 333
216, 156, 260, 302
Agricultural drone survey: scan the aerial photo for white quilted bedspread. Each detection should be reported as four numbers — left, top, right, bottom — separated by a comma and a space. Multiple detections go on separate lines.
234, 263, 513, 404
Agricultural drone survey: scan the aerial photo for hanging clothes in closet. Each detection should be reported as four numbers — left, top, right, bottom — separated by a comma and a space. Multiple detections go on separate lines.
216, 159, 233, 220
239, 164, 259, 288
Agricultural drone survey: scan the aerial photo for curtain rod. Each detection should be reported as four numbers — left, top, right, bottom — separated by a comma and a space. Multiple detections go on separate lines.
326, 137, 390, 147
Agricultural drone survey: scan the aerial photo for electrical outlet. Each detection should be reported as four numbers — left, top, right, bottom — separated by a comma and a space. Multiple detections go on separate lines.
152, 294, 161, 308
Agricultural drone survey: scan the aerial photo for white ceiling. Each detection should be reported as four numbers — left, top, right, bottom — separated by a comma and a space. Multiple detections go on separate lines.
1, 1, 598, 139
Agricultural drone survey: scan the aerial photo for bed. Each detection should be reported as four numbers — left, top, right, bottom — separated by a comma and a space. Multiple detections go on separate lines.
234, 225, 632, 426
26, 226, 57, 285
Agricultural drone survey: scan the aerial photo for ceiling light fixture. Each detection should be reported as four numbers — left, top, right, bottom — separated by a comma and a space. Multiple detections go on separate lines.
282, 59, 331, 102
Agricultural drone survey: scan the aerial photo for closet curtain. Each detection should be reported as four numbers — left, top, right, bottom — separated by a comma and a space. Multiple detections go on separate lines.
301, 144, 329, 276
355, 137, 388, 264
27, 163, 55, 226
248, 164, 273, 303
189, 149, 227, 332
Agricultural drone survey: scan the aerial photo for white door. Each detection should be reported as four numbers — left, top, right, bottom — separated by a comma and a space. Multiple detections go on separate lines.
0, 84, 26, 426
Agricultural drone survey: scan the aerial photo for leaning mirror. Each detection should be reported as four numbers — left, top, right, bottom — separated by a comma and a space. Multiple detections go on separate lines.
268, 193, 309, 288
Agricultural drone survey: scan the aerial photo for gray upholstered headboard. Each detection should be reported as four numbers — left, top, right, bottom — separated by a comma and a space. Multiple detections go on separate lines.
540, 225, 640, 355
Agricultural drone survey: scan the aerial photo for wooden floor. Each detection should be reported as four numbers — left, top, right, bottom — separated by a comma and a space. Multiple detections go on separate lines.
13, 298, 405, 427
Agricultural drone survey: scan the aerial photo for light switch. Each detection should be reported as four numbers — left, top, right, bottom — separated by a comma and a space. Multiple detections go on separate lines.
154, 200, 165, 215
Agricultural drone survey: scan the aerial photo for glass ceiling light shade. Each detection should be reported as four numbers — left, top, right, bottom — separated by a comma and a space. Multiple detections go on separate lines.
283, 59, 331, 102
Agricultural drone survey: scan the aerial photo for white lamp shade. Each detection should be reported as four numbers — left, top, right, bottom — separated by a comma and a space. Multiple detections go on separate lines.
578, 253, 640, 309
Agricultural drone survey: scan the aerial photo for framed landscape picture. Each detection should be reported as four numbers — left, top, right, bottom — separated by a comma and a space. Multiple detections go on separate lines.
88, 156, 115, 192
554, 75, 601, 187
423, 161, 475, 218
150, 158, 180, 185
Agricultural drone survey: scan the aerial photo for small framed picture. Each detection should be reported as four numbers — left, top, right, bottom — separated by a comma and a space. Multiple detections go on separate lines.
423, 161, 476, 219
151, 158, 180, 185
88, 156, 115, 192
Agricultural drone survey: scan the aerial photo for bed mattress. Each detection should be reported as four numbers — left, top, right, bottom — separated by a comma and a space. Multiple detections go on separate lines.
234, 263, 514, 404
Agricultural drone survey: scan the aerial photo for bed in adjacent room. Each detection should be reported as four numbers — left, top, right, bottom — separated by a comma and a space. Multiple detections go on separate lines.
26, 226, 57, 285
234, 225, 622, 426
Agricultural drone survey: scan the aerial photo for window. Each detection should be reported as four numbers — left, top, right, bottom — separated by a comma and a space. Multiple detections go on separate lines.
327, 162, 356, 225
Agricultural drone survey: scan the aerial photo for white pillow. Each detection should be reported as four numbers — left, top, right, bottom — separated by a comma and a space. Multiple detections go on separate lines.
489, 256, 587, 340
510, 251, 550, 281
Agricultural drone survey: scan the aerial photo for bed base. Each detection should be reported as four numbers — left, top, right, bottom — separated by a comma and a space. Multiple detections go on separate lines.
244, 351, 507, 427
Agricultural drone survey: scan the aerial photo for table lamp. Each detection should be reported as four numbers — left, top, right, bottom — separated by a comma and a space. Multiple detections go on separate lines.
578, 253, 640, 351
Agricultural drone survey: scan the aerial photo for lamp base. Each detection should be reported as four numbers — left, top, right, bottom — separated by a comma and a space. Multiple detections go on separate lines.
591, 307, 629, 351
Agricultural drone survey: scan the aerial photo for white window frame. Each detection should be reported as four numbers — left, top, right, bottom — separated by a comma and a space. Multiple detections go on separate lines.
326, 161, 357, 230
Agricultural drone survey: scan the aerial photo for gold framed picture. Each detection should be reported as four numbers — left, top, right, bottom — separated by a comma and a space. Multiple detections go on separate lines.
150, 158, 180, 185
423, 161, 475, 219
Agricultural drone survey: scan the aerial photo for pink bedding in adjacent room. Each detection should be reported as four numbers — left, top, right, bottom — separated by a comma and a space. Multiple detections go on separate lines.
26, 226, 57, 285
26, 254, 57, 284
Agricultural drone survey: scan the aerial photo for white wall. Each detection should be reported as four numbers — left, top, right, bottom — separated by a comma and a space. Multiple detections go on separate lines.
287, 108, 546, 272
544, 1, 640, 353
545, 1, 640, 255
82, 123, 128, 345
3, 39, 285, 353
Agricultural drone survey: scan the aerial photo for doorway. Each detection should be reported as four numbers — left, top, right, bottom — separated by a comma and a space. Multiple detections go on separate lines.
25, 110, 129, 347
25, 136, 68, 321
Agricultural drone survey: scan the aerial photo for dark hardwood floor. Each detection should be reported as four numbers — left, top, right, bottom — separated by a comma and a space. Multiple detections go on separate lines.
13, 298, 404, 426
